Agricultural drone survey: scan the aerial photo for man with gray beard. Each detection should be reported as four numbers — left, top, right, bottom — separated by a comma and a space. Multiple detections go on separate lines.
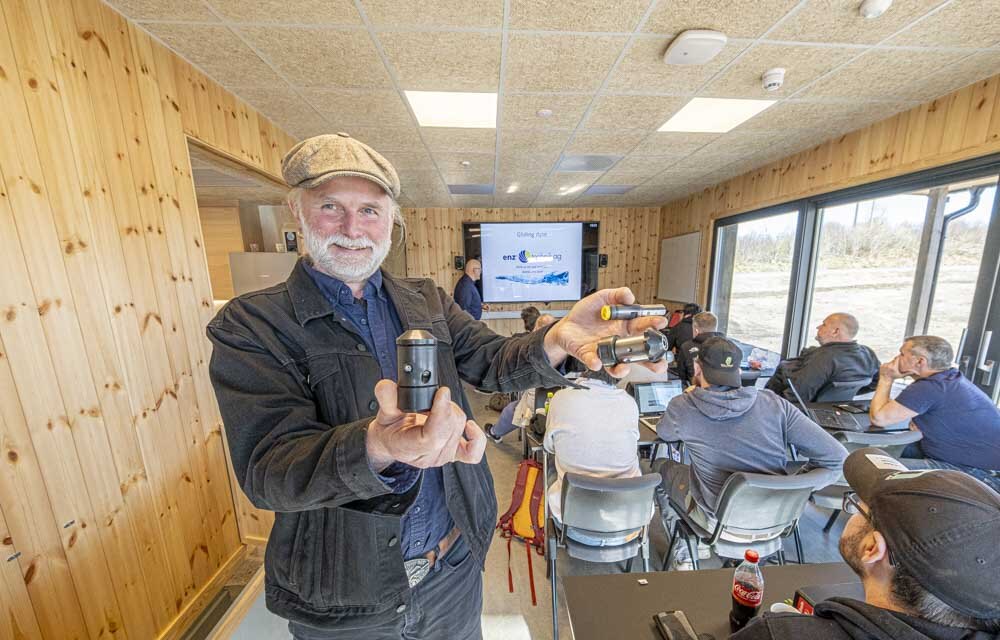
206, 133, 668, 639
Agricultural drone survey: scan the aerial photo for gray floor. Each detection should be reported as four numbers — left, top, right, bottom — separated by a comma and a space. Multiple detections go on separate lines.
224, 385, 850, 639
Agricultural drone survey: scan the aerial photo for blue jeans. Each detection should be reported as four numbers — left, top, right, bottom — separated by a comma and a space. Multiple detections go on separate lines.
491, 401, 519, 438
902, 457, 1000, 493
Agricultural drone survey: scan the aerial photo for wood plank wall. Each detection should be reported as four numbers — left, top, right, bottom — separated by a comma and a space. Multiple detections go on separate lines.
401, 207, 663, 336
660, 73, 1000, 305
200, 206, 244, 301
0, 0, 295, 637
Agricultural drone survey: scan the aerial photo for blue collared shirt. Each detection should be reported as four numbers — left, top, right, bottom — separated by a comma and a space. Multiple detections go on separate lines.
453, 274, 483, 320
304, 262, 454, 561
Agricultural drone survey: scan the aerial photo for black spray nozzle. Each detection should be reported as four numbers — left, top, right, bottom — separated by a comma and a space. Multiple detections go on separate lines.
596, 328, 674, 367
396, 329, 438, 412
600, 304, 668, 321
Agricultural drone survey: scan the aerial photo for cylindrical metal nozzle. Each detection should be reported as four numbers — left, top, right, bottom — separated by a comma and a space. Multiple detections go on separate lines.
597, 328, 673, 366
600, 304, 668, 321
396, 330, 438, 412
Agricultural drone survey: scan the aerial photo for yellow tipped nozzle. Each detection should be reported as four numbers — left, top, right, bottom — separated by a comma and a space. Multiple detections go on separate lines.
600, 305, 612, 321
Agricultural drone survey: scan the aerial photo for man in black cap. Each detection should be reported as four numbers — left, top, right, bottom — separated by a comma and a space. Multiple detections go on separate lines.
734, 447, 1000, 639
656, 337, 846, 568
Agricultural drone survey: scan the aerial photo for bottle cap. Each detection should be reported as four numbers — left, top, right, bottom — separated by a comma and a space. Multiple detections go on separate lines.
744, 550, 759, 563
600, 305, 612, 321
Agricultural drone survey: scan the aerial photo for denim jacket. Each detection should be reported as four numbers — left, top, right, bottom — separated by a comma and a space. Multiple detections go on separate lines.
206, 259, 567, 629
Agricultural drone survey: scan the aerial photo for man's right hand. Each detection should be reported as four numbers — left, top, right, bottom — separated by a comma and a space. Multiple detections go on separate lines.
366, 380, 486, 472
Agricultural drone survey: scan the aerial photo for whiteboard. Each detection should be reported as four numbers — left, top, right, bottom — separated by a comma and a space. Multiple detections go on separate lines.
657, 232, 701, 303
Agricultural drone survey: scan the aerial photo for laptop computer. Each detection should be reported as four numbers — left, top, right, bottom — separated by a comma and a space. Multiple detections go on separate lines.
786, 379, 865, 432
633, 381, 683, 429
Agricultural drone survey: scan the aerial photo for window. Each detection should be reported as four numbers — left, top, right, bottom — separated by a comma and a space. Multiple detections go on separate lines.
806, 192, 928, 362
711, 209, 799, 354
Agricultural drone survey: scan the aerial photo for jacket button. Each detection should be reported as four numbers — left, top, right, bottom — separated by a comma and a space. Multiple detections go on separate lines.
369, 399, 378, 411
357, 343, 367, 352
388, 536, 397, 547
396, 604, 406, 613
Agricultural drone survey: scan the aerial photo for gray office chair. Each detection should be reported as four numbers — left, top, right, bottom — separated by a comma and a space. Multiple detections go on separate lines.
659, 467, 836, 570
812, 430, 923, 531
549, 472, 662, 640
814, 376, 873, 402
740, 369, 762, 387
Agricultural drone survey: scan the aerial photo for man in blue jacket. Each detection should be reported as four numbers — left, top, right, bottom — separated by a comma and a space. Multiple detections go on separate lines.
453, 258, 485, 320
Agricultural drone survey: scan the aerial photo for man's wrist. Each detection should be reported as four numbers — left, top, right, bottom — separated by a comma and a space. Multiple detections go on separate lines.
542, 322, 568, 365
365, 421, 395, 472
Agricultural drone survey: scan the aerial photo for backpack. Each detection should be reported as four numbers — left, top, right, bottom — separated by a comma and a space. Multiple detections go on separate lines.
496, 459, 546, 605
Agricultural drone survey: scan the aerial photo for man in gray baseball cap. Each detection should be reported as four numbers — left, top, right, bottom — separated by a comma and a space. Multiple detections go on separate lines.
733, 447, 1000, 639
206, 132, 670, 639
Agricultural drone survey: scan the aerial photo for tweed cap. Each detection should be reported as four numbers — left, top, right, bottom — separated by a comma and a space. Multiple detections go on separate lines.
281, 132, 400, 198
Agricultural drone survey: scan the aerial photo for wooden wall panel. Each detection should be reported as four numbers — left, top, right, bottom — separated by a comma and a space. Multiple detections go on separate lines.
0, 0, 291, 637
401, 207, 663, 335
660, 74, 1000, 305
200, 206, 243, 300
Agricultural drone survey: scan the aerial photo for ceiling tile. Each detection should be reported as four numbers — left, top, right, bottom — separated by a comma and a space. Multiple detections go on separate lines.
449, 195, 496, 207
505, 34, 629, 92
361, 0, 504, 28
629, 131, 719, 155
494, 195, 541, 207
643, 0, 800, 38
701, 43, 858, 98
606, 36, 749, 94
595, 170, 656, 185
498, 129, 572, 156
228, 86, 314, 123
379, 150, 437, 171
142, 24, 285, 87
496, 172, 547, 194
583, 95, 686, 130
343, 125, 427, 152
693, 131, 780, 158
538, 172, 604, 196
800, 49, 967, 100
111, 0, 218, 21
276, 112, 334, 140
768, 0, 944, 44
300, 89, 414, 127
510, 0, 653, 32
500, 93, 592, 129
400, 169, 448, 192
434, 152, 496, 183
380, 31, 502, 91
610, 154, 687, 174
421, 128, 497, 153
239, 27, 391, 88
888, 0, 1000, 48
497, 152, 561, 178
207, 0, 362, 24
565, 130, 646, 154
909, 51, 1000, 101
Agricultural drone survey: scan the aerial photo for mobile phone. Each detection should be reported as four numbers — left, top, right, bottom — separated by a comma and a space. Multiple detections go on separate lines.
653, 610, 700, 640
834, 403, 866, 414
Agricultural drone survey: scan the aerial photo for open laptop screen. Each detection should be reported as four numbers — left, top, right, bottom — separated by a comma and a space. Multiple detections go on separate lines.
633, 381, 683, 416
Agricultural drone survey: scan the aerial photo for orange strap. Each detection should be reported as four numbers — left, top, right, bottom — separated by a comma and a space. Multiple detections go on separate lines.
525, 540, 537, 606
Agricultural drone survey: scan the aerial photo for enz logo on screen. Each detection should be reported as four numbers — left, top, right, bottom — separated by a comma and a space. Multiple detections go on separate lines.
502, 250, 562, 263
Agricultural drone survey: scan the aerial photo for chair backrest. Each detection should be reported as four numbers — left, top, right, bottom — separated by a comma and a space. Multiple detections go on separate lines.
814, 377, 872, 402
740, 369, 761, 387
559, 473, 661, 535
836, 430, 923, 458
712, 468, 834, 543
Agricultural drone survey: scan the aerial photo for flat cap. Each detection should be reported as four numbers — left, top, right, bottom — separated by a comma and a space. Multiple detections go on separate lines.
281, 132, 400, 198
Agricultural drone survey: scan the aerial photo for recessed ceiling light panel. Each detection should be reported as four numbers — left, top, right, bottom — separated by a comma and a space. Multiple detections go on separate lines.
404, 91, 497, 128
448, 183, 495, 195
556, 154, 620, 172
658, 97, 775, 133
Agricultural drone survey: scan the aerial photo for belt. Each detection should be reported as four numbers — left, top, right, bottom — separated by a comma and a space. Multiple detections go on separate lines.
403, 526, 461, 589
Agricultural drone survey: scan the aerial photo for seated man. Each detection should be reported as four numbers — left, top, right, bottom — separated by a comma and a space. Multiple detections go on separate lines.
543, 367, 641, 532
667, 302, 701, 354
675, 311, 724, 385
656, 337, 846, 566
869, 335, 1000, 492
518, 305, 541, 335
485, 313, 559, 443
766, 312, 879, 402
734, 448, 1000, 639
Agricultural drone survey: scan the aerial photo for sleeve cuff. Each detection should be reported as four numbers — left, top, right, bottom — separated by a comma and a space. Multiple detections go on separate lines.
376, 461, 421, 495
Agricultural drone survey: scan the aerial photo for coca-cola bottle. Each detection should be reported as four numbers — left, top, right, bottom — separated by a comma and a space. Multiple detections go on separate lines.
729, 549, 763, 632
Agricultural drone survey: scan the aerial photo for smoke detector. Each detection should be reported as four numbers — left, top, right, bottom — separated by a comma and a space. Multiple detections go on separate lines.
761, 68, 786, 92
859, 0, 893, 19
663, 30, 728, 66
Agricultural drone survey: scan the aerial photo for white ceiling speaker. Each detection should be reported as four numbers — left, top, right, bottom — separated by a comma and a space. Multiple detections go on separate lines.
761, 68, 786, 92
859, 0, 893, 19
663, 30, 728, 66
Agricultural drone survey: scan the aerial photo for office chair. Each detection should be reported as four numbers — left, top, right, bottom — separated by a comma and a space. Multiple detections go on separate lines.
659, 467, 836, 570
740, 369, 761, 387
811, 430, 923, 532
814, 376, 873, 402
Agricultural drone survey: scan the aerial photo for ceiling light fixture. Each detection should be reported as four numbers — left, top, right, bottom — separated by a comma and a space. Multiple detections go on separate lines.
663, 30, 728, 66
459, 160, 471, 167
859, 0, 893, 19
404, 91, 497, 128
536, 108, 554, 118
658, 97, 775, 133
506, 183, 520, 194
557, 183, 588, 196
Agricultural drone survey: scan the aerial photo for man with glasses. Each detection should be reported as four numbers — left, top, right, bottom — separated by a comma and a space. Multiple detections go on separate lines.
733, 448, 1000, 639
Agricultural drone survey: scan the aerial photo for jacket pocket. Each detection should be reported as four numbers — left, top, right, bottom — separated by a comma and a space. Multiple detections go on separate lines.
316, 508, 385, 607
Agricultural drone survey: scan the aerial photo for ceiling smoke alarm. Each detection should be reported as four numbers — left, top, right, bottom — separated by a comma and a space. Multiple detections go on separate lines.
663, 30, 728, 66
761, 68, 786, 92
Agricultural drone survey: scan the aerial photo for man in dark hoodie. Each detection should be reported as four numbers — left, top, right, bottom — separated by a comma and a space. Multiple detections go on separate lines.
656, 337, 846, 565
676, 311, 725, 385
766, 312, 880, 402
668, 302, 702, 355
733, 447, 1000, 640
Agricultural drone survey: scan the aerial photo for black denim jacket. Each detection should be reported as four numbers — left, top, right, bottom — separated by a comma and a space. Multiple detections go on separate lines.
206, 259, 567, 629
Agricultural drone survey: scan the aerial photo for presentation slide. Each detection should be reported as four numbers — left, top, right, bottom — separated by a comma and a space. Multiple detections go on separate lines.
480, 222, 583, 302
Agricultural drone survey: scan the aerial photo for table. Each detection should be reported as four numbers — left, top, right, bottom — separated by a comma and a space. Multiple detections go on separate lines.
564, 562, 858, 640
805, 401, 910, 433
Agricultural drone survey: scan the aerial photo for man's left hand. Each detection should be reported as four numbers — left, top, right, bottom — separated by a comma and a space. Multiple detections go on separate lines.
543, 287, 668, 377
880, 356, 904, 381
